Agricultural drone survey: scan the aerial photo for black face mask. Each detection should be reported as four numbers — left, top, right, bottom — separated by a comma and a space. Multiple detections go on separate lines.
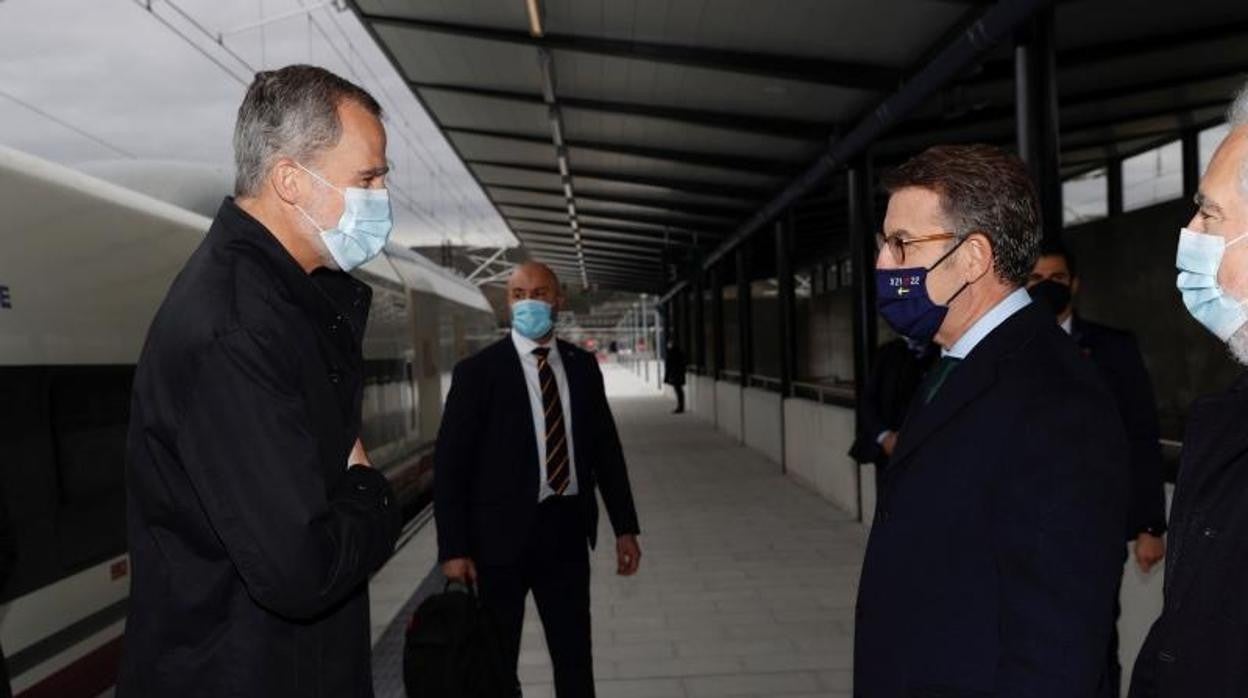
1028, 279, 1072, 317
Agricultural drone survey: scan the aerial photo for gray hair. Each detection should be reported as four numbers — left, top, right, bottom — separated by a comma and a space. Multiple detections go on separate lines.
1230, 80, 1248, 197
232, 65, 382, 197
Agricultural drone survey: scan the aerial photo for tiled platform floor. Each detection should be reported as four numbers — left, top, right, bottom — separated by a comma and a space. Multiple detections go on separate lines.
371, 364, 866, 698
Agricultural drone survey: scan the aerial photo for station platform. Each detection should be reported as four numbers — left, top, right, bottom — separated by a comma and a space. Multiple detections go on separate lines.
369, 364, 863, 698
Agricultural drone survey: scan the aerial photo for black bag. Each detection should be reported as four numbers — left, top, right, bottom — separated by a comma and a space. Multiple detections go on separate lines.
403, 581, 512, 698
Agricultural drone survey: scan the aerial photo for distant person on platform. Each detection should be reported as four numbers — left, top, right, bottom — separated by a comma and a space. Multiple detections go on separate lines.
1028, 242, 1166, 697
1132, 82, 1248, 698
848, 335, 937, 490
855, 144, 1128, 697
120, 66, 401, 697
435, 262, 642, 698
663, 340, 687, 413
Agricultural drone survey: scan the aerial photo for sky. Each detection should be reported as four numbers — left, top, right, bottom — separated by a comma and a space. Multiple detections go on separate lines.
0, 0, 517, 249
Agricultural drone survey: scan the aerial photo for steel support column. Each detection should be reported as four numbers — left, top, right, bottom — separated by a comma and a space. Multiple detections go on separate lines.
736, 246, 754, 387
848, 160, 878, 417
1015, 7, 1063, 241
1182, 129, 1201, 198
710, 266, 725, 380
693, 274, 706, 371
1107, 157, 1124, 217
776, 216, 797, 397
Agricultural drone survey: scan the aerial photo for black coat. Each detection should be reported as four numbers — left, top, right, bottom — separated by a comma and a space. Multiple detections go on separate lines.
120, 200, 401, 697
849, 338, 936, 467
435, 338, 640, 566
1130, 373, 1248, 698
1071, 316, 1167, 539
855, 303, 1129, 698
664, 345, 687, 387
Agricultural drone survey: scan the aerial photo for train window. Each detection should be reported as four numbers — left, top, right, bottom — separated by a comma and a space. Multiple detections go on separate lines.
48, 366, 131, 574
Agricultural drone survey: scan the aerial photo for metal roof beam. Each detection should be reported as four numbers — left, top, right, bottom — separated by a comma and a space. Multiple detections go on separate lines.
970, 19, 1248, 83
412, 83, 832, 140
499, 204, 732, 236
470, 159, 773, 200
513, 224, 693, 248
448, 126, 801, 176
517, 230, 679, 254
682, 0, 1055, 291
488, 183, 748, 218
523, 242, 661, 263
362, 13, 900, 91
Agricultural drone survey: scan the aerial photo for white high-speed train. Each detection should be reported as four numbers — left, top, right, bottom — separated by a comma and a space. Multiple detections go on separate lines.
0, 144, 499, 696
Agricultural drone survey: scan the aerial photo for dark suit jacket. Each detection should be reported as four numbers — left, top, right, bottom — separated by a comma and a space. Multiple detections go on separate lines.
849, 338, 936, 467
1072, 316, 1167, 539
1130, 373, 1248, 698
435, 338, 640, 566
855, 302, 1129, 698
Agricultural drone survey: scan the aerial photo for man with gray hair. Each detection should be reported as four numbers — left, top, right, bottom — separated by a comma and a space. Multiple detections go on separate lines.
1130, 81, 1248, 698
119, 65, 401, 697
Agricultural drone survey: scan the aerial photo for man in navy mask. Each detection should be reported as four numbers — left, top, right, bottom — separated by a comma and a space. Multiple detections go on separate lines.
855, 144, 1129, 697
435, 262, 641, 697
1131, 81, 1248, 698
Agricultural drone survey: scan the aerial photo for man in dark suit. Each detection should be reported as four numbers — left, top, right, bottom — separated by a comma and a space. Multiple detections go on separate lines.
1028, 244, 1166, 697
849, 336, 936, 490
435, 262, 641, 698
856, 144, 1129, 697
1131, 86, 1248, 698
663, 340, 687, 413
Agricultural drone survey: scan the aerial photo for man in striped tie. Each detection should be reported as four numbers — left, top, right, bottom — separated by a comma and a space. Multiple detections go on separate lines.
435, 262, 641, 698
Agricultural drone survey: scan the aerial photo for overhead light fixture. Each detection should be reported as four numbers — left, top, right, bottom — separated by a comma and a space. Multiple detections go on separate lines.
526, 0, 544, 38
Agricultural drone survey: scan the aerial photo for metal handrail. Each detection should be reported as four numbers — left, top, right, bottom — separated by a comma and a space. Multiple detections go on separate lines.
790, 380, 856, 407
747, 374, 782, 392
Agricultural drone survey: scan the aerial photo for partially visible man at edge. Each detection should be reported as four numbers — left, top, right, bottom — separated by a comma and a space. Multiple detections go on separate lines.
120, 65, 401, 697
1131, 81, 1248, 698
855, 144, 1128, 697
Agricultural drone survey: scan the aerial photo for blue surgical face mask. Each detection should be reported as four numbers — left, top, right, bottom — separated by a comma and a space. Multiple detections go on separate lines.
295, 163, 393, 271
512, 299, 554, 340
875, 238, 969, 342
1177, 227, 1248, 341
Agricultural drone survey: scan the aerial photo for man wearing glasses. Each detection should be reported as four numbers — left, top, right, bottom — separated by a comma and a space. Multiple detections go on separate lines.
853, 144, 1129, 698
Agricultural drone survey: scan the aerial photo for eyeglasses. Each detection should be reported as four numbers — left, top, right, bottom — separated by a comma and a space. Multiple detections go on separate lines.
876, 232, 958, 265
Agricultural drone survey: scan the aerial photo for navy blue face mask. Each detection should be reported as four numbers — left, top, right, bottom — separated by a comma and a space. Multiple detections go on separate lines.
875, 237, 969, 342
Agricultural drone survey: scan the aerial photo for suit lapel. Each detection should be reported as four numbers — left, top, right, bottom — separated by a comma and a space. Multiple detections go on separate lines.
889, 303, 1043, 469
889, 356, 998, 468
557, 341, 589, 470
500, 338, 541, 467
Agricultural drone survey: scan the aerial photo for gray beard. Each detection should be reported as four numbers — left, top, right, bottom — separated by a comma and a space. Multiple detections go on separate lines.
1228, 323, 1248, 365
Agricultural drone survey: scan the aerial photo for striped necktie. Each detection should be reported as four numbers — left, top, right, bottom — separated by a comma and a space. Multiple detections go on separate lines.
533, 347, 570, 495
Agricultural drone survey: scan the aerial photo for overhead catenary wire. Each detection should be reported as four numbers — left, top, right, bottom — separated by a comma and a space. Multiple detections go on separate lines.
0, 88, 136, 158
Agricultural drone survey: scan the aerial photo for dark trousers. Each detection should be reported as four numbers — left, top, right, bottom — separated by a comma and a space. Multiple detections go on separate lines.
672, 384, 685, 412
477, 497, 594, 698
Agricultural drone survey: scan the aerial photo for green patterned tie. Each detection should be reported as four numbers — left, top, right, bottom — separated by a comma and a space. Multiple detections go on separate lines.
923, 356, 962, 404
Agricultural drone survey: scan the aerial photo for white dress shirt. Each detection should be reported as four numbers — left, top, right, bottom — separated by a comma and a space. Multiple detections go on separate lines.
943, 287, 1033, 359
511, 329, 579, 500
1060, 315, 1073, 335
